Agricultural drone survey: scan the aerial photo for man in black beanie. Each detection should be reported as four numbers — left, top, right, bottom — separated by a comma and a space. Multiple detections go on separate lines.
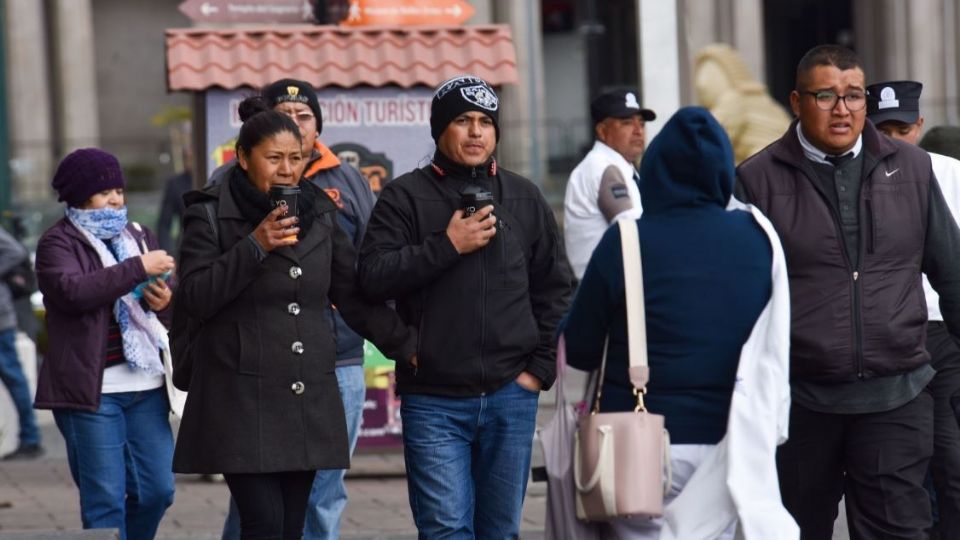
359, 74, 574, 538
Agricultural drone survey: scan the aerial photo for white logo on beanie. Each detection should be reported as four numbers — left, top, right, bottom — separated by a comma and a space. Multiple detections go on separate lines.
625, 92, 640, 109
435, 75, 486, 100
460, 85, 499, 111
878, 87, 900, 110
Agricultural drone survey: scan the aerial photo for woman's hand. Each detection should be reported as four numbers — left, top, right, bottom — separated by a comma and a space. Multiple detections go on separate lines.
142, 278, 172, 311
251, 206, 300, 252
140, 250, 175, 277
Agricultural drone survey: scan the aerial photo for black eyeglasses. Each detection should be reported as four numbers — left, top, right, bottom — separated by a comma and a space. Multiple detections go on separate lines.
802, 90, 867, 112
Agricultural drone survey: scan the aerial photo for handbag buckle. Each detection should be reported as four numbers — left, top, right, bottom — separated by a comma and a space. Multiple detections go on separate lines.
633, 386, 647, 412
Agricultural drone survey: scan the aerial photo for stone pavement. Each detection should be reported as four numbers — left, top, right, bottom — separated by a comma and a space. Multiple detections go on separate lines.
1, 372, 855, 539
0, 410, 548, 540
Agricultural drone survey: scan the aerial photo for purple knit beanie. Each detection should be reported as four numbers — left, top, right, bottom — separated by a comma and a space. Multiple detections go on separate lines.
51, 148, 125, 207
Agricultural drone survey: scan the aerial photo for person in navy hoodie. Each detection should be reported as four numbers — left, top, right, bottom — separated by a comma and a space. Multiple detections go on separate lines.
563, 107, 795, 538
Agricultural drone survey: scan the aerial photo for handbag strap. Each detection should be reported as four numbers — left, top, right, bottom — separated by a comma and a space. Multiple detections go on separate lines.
591, 219, 649, 413
619, 219, 649, 390
554, 335, 568, 408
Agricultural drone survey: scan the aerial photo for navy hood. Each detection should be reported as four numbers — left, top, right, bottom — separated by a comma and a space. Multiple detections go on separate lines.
638, 107, 734, 213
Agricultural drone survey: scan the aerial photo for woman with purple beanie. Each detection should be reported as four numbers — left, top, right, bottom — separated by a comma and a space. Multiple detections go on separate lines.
34, 148, 178, 539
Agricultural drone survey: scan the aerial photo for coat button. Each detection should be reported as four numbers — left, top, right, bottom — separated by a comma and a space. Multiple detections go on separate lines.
291, 381, 305, 395
287, 302, 301, 316
289, 266, 302, 279
291, 341, 304, 354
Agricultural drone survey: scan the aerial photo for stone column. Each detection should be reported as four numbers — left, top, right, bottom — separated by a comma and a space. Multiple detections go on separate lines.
680, 0, 766, 104
948, 0, 960, 124
638, 0, 681, 141
470, 0, 493, 24
50, 0, 99, 153
492, 0, 547, 184
730, 0, 765, 84
4, 0, 54, 203
856, 0, 949, 126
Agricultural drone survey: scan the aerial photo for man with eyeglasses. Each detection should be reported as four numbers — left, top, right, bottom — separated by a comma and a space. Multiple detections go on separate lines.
208, 78, 377, 540
736, 45, 960, 538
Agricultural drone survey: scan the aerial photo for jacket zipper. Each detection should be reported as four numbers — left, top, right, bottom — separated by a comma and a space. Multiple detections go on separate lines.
852, 270, 863, 378
799, 168, 864, 379
479, 241, 487, 389
472, 163, 488, 389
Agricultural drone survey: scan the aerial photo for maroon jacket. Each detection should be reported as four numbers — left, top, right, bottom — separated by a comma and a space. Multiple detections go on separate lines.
737, 121, 938, 383
34, 218, 172, 411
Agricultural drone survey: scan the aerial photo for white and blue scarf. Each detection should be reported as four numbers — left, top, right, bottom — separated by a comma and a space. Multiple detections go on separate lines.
66, 206, 166, 375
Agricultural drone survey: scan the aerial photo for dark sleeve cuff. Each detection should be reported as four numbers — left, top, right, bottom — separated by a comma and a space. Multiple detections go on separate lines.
525, 357, 557, 391
246, 234, 267, 262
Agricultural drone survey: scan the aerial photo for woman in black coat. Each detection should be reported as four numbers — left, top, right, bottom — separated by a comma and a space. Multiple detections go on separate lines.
172, 98, 416, 538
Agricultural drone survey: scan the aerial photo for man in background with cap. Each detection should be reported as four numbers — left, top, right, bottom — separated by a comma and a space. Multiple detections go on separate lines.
736, 44, 960, 538
210, 78, 377, 540
563, 90, 655, 279
867, 79, 960, 539
358, 75, 574, 538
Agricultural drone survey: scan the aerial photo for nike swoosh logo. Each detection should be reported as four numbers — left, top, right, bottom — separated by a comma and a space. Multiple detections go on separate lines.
885, 168, 900, 177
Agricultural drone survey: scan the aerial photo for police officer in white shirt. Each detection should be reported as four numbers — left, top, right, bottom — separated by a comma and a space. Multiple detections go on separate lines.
868, 79, 960, 540
563, 90, 655, 279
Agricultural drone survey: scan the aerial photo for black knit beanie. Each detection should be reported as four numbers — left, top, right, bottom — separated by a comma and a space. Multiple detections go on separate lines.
262, 78, 323, 135
430, 75, 500, 142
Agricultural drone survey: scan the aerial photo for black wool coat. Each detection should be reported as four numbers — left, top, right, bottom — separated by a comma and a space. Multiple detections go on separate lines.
172, 180, 415, 474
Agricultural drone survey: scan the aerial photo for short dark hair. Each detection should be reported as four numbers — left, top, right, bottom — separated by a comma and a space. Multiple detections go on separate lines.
920, 126, 960, 161
235, 96, 301, 156
795, 45, 863, 90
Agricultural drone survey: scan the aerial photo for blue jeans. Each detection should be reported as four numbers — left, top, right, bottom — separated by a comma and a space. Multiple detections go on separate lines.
0, 328, 40, 446
54, 387, 175, 540
305, 364, 366, 540
222, 364, 366, 540
401, 379, 540, 540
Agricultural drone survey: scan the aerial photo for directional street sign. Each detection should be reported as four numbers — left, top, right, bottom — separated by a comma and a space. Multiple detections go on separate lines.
178, 0, 316, 24
341, 0, 475, 27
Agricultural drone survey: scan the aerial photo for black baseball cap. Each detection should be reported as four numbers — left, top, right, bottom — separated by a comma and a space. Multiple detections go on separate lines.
866, 80, 923, 125
590, 90, 656, 125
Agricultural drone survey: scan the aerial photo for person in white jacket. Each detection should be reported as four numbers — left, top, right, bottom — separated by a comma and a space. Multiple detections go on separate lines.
867, 79, 960, 540
563, 90, 655, 279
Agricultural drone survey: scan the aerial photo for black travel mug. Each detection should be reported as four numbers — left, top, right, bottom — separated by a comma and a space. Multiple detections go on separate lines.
269, 184, 300, 240
460, 186, 494, 217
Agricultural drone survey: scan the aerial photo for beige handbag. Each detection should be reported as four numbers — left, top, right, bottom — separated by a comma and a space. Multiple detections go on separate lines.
574, 219, 671, 521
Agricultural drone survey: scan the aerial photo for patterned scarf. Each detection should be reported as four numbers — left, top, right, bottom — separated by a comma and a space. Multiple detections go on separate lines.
65, 206, 166, 375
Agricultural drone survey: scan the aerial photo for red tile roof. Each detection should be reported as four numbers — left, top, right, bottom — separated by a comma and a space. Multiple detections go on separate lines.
165, 24, 519, 91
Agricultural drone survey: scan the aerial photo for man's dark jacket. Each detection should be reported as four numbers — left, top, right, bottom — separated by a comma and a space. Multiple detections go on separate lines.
358, 152, 575, 397
737, 120, 960, 382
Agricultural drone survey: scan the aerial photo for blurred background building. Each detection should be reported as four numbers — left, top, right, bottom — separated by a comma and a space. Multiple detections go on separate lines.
2, 0, 959, 242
